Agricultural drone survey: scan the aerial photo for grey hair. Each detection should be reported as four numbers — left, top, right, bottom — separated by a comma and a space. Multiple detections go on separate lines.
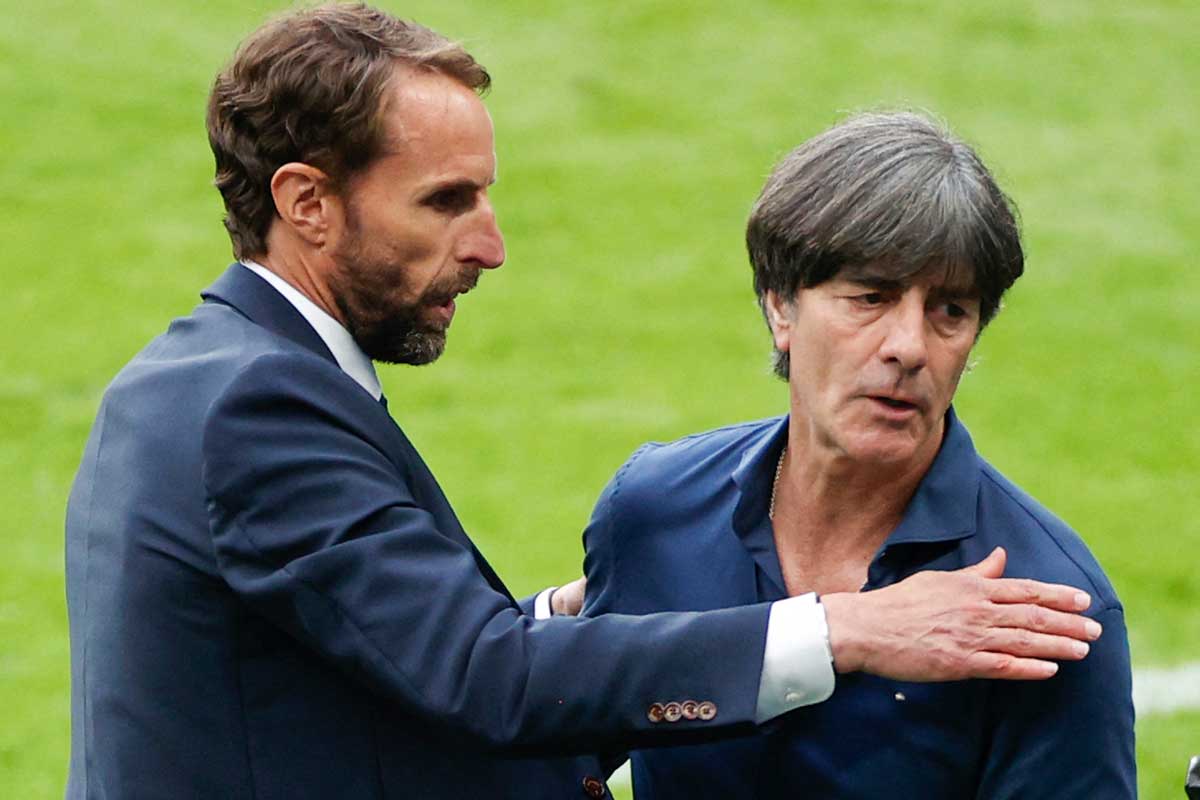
746, 111, 1024, 378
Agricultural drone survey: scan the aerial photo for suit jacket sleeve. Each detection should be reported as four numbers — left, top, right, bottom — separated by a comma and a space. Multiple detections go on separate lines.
201, 353, 770, 755
974, 605, 1136, 799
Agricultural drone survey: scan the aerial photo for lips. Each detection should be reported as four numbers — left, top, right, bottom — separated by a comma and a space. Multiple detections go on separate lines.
864, 393, 925, 418
874, 396, 918, 410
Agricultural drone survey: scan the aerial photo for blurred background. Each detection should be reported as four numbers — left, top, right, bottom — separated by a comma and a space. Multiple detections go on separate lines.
2, 0, 1196, 796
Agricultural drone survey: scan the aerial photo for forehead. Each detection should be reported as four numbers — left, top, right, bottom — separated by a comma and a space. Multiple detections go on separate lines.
372, 68, 496, 182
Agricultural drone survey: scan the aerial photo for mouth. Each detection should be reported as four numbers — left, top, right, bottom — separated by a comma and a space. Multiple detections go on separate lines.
866, 395, 922, 417
423, 269, 482, 328
427, 296, 458, 327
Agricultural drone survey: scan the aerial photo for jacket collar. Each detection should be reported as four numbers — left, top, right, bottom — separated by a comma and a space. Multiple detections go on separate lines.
201, 263, 338, 366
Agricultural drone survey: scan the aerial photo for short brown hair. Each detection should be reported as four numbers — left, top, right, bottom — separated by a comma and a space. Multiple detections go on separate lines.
747, 111, 1025, 378
206, 3, 490, 260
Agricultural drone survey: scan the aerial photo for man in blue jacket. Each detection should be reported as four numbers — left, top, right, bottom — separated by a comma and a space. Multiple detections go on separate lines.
65, 6, 1104, 798
583, 112, 1136, 798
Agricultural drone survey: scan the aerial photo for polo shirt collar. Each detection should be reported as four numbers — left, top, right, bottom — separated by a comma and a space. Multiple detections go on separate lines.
730, 415, 789, 594
729, 407, 981, 593
884, 407, 980, 547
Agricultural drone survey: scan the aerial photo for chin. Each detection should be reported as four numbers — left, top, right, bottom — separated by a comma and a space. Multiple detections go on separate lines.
837, 427, 928, 466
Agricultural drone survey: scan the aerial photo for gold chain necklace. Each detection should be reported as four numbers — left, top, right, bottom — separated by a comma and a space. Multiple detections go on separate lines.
768, 446, 787, 520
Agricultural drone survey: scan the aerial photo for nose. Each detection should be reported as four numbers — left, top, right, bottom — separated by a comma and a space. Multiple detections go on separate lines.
878, 294, 928, 373
462, 199, 505, 269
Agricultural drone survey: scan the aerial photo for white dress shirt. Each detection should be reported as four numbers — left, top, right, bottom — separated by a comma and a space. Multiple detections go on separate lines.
240, 261, 835, 722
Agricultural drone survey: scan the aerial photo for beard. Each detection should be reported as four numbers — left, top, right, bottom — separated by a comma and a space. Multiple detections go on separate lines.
328, 222, 480, 366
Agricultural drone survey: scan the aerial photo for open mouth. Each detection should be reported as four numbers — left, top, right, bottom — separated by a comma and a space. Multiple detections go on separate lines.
870, 396, 919, 412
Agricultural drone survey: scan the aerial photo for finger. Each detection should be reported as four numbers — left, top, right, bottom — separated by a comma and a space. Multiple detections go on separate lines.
989, 604, 1103, 642
983, 578, 1092, 612
960, 546, 1006, 579
963, 652, 1060, 681
982, 628, 1092, 661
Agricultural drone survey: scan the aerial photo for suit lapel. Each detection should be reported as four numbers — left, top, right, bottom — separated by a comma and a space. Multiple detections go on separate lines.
384, 425, 519, 606
203, 264, 518, 607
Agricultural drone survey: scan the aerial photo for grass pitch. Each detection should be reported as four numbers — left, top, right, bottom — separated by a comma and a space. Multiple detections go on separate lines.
2, 1, 1196, 797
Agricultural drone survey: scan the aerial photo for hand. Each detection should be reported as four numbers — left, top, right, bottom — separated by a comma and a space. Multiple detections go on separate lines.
550, 576, 587, 616
820, 547, 1101, 682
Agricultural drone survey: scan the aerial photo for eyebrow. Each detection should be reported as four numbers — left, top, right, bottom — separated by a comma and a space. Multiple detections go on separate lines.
839, 269, 978, 298
419, 177, 494, 197
927, 284, 980, 300
839, 274, 906, 292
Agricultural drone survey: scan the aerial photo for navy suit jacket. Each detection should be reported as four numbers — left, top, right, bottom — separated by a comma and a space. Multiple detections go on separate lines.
583, 414, 1135, 799
65, 265, 773, 799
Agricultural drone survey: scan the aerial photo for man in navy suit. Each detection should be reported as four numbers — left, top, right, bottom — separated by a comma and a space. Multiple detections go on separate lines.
583, 113, 1136, 797
65, 7, 1104, 798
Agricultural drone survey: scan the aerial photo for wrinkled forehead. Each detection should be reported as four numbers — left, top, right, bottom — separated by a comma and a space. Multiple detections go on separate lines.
834, 259, 982, 297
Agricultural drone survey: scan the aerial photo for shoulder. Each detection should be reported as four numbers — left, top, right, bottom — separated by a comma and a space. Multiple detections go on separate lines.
101, 299, 383, 467
583, 416, 778, 552
973, 457, 1122, 611
95, 301, 352, 451
610, 415, 783, 499
582, 418, 778, 615
109, 300, 337, 398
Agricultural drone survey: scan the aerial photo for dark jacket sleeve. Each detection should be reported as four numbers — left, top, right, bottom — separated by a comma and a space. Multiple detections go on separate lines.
975, 605, 1136, 799
201, 354, 770, 755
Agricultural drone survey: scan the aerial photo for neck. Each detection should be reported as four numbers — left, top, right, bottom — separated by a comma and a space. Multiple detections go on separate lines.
769, 416, 942, 594
253, 234, 346, 326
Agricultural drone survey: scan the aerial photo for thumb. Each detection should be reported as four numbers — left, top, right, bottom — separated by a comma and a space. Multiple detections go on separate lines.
962, 546, 1006, 579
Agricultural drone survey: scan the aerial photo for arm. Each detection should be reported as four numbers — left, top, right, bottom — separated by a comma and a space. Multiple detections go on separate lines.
974, 605, 1136, 799
202, 356, 770, 754
583, 447, 1098, 705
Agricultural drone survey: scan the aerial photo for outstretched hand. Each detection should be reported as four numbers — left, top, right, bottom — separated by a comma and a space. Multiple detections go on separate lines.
820, 547, 1101, 682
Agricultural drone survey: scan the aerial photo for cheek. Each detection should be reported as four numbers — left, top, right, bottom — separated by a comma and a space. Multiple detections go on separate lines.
932, 346, 973, 399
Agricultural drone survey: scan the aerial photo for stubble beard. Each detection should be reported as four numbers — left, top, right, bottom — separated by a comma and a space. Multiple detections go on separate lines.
328, 225, 478, 367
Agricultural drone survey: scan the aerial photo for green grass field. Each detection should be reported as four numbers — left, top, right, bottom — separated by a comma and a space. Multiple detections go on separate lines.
2, 0, 1197, 796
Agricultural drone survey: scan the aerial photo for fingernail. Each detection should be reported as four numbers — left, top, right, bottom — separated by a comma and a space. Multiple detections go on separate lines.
1085, 620, 1102, 639
1073, 641, 1090, 657
1074, 592, 1090, 610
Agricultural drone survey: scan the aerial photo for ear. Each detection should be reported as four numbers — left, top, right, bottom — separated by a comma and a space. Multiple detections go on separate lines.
269, 162, 344, 250
764, 290, 794, 354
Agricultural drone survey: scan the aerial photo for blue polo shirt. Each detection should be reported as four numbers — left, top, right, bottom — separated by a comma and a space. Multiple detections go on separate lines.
582, 409, 1135, 799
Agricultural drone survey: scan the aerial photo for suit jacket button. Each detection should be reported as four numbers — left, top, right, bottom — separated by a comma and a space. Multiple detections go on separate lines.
582, 776, 606, 798
680, 700, 699, 720
663, 701, 683, 723
647, 702, 665, 723
697, 701, 717, 721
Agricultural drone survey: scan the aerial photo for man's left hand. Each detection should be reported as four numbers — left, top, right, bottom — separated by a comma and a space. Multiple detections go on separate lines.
551, 576, 587, 616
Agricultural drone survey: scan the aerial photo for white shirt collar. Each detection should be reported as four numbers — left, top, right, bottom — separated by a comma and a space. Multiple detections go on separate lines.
240, 260, 382, 401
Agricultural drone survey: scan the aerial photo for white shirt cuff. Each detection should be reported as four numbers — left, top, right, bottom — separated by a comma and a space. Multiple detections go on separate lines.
754, 593, 836, 723
533, 587, 558, 620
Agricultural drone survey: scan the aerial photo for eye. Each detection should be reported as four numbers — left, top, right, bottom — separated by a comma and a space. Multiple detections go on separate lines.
858, 293, 886, 305
945, 303, 966, 318
424, 187, 475, 213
